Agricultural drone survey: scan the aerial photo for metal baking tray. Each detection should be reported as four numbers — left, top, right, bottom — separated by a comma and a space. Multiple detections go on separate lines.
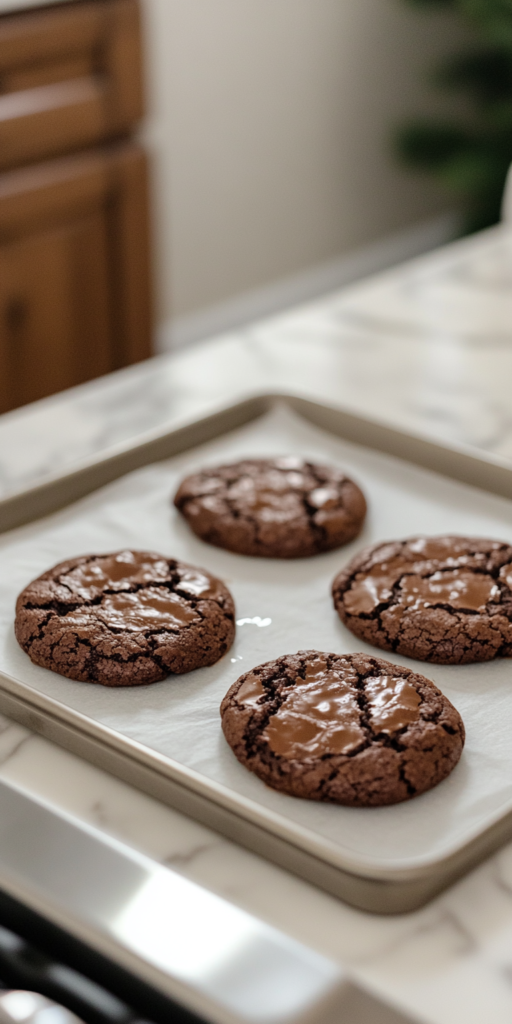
1, 392, 512, 915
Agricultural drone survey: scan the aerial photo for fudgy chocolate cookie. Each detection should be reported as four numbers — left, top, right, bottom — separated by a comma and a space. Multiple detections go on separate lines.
15, 550, 235, 686
221, 651, 464, 806
174, 457, 366, 558
333, 535, 512, 665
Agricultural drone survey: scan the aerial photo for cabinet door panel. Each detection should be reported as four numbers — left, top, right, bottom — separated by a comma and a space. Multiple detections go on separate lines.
0, 0, 143, 171
0, 214, 112, 410
70, 211, 113, 385
0, 144, 152, 413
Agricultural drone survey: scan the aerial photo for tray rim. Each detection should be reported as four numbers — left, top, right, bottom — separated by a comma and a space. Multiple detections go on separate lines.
2, 387, 512, 533
2, 390, 512, 913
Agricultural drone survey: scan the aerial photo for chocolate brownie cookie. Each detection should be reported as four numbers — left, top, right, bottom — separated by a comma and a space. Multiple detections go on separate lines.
15, 550, 235, 686
174, 457, 367, 558
221, 651, 464, 806
333, 535, 512, 665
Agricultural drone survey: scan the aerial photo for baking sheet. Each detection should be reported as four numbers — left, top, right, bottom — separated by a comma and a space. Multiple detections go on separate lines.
0, 403, 511, 877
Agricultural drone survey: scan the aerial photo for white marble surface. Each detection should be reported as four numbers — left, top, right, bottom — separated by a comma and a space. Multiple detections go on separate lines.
2, 224, 512, 1023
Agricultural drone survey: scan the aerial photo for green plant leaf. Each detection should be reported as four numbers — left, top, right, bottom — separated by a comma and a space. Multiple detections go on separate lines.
396, 122, 472, 166
396, 0, 512, 232
434, 48, 512, 103
437, 149, 505, 191
458, 0, 512, 47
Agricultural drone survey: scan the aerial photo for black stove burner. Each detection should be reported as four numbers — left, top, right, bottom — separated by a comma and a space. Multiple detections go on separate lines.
0, 889, 206, 1024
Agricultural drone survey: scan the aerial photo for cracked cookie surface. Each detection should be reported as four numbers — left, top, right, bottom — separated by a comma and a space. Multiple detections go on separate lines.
221, 651, 464, 805
174, 457, 367, 558
15, 550, 235, 686
333, 535, 512, 665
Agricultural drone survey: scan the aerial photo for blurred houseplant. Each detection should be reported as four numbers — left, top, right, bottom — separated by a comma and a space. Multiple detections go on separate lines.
397, 0, 512, 232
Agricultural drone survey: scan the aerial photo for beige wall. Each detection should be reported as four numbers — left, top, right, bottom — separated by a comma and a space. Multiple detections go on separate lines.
141, 0, 468, 324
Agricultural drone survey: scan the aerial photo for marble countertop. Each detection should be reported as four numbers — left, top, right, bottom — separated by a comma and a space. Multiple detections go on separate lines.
2, 224, 512, 1024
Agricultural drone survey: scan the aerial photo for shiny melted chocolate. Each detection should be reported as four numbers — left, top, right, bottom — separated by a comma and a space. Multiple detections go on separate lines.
262, 657, 365, 760
365, 676, 421, 734
236, 673, 266, 708
97, 589, 199, 632
176, 566, 224, 600
237, 658, 422, 760
406, 537, 476, 560
344, 571, 396, 615
345, 538, 502, 616
398, 571, 498, 613
63, 552, 222, 602
64, 552, 169, 596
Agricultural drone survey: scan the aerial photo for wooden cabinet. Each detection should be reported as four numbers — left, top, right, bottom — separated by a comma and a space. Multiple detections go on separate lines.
0, 0, 152, 413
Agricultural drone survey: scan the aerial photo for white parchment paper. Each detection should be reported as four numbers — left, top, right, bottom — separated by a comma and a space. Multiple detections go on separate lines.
0, 404, 511, 873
